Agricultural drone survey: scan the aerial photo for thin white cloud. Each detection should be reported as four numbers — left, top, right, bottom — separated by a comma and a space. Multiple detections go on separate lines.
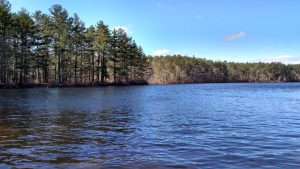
224, 32, 246, 42
157, 3, 164, 8
153, 49, 171, 56
157, 2, 171, 8
195, 14, 203, 19
257, 55, 300, 64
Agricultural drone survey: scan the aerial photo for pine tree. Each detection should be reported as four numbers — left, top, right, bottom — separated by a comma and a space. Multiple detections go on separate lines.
135, 46, 148, 82
84, 26, 96, 84
94, 21, 110, 84
0, 0, 12, 85
116, 28, 132, 84
49, 4, 69, 84
32, 10, 52, 84
14, 9, 35, 85
109, 29, 121, 83
71, 13, 85, 84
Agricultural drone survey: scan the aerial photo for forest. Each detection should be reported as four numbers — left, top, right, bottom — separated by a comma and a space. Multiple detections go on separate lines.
1, 0, 300, 88
148, 55, 300, 84
0, 0, 148, 88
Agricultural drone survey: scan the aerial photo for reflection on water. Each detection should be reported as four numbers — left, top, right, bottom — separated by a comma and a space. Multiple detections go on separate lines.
0, 107, 136, 168
1, 83, 300, 168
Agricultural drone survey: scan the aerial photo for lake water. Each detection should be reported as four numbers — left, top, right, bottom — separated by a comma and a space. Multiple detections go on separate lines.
1, 83, 300, 169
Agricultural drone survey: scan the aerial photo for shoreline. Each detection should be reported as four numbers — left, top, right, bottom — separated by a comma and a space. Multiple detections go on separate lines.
1, 81, 299, 89
0, 81, 150, 89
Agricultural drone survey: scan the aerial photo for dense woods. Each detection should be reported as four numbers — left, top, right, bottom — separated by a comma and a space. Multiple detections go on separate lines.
0, 0, 148, 88
1, 0, 300, 88
148, 56, 300, 84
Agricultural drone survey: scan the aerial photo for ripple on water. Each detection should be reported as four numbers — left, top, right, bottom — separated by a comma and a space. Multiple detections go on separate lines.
0, 83, 300, 168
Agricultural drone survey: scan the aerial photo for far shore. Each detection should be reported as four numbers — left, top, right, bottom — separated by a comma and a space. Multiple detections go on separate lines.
1, 81, 300, 89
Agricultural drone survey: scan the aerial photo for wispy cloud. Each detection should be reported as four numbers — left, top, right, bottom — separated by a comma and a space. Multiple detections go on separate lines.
153, 49, 171, 56
157, 3, 164, 8
224, 32, 246, 42
195, 14, 203, 19
257, 55, 300, 64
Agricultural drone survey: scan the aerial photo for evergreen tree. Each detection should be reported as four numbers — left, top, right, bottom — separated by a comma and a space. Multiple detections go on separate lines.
113, 28, 131, 84
94, 21, 110, 83
84, 25, 96, 84
0, 0, 12, 85
14, 9, 35, 85
109, 29, 120, 83
32, 10, 52, 84
49, 4, 69, 84
70, 13, 85, 84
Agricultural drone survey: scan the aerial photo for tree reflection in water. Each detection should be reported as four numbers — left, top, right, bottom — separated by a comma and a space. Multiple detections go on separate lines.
0, 106, 137, 167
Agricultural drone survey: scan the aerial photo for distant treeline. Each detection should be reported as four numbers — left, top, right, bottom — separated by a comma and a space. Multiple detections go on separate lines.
1, 1, 300, 88
147, 55, 300, 84
0, 0, 148, 88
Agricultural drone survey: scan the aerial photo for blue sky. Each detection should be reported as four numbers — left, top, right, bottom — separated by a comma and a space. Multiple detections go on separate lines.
9, 0, 300, 64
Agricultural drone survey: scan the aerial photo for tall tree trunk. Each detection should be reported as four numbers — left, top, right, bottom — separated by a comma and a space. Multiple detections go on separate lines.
97, 54, 100, 84
58, 50, 62, 83
80, 53, 83, 84
91, 53, 95, 85
100, 50, 106, 83
113, 60, 116, 83
1, 33, 8, 85
74, 52, 78, 84
54, 46, 57, 83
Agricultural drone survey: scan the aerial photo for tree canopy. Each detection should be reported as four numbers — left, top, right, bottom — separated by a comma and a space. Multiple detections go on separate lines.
0, 0, 148, 87
148, 55, 300, 84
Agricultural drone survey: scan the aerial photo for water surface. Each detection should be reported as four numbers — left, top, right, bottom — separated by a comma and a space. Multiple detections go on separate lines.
1, 83, 300, 168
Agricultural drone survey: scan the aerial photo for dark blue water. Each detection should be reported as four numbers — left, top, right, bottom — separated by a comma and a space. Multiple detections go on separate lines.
1, 83, 300, 169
